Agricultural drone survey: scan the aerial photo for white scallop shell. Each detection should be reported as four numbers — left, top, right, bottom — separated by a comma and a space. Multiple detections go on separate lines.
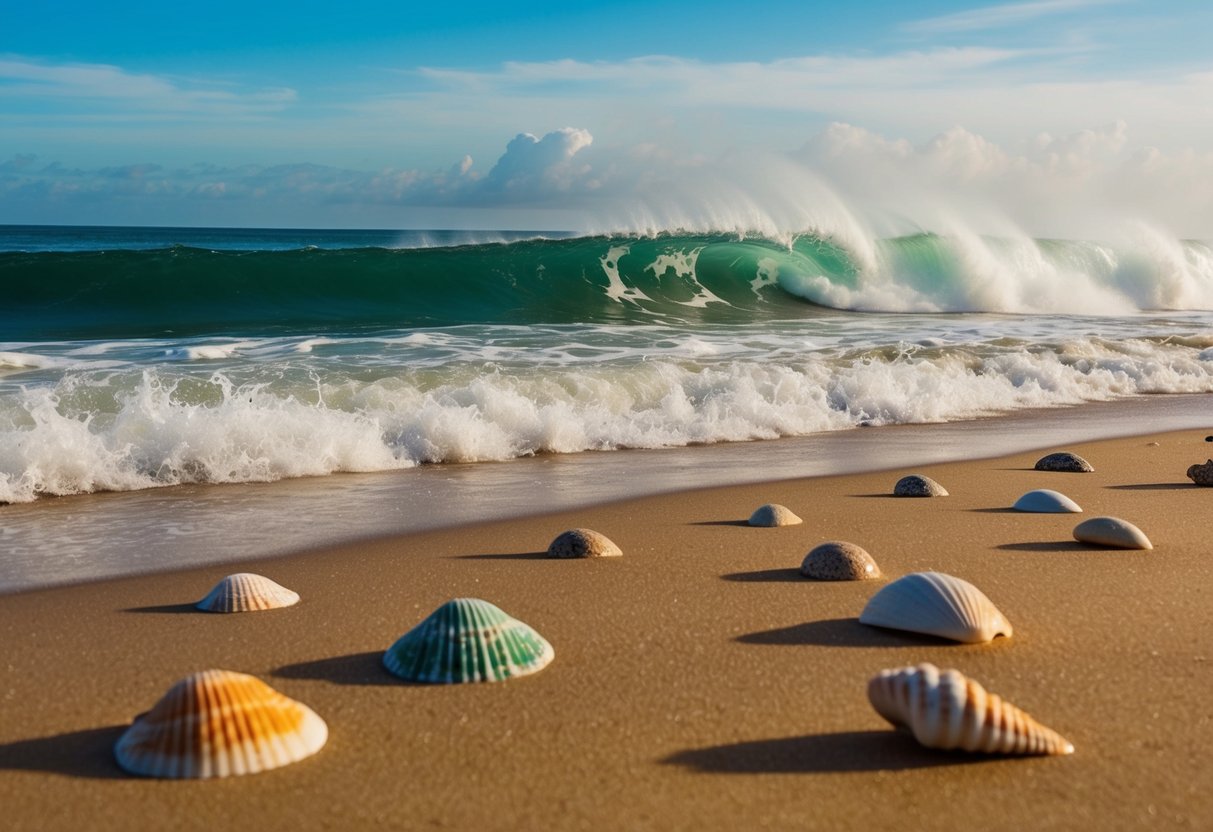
1072, 516, 1152, 550
115, 669, 328, 778
196, 573, 300, 612
547, 528, 622, 558
868, 663, 1073, 755
858, 571, 1012, 644
1012, 489, 1082, 513
748, 504, 803, 527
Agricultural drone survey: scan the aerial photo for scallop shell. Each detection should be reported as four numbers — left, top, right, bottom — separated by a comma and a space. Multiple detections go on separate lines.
893, 475, 948, 497
547, 528, 622, 558
1034, 452, 1094, 472
800, 541, 881, 581
858, 571, 1012, 643
196, 573, 300, 613
1073, 516, 1152, 550
748, 504, 803, 527
383, 598, 554, 683
1012, 489, 1082, 513
1186, 460, 1213, 486
114, 669, 327, 778
868, 663, 1073, 755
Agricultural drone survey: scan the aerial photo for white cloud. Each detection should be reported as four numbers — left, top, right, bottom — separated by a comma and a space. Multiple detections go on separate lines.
905, 0, 1125, 34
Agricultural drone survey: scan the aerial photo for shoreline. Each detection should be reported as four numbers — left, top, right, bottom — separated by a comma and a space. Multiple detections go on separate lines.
3, 393, 1211, 594
2, 424, 1211, 829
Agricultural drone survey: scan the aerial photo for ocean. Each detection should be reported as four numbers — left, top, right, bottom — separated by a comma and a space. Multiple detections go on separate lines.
2, 224, 1212, 590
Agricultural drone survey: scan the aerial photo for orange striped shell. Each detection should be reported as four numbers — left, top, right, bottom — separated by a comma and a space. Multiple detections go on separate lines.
114, 669, 328, 778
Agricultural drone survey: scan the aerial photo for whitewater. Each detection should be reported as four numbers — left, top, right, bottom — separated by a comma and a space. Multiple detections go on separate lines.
2, 224, 1212, 504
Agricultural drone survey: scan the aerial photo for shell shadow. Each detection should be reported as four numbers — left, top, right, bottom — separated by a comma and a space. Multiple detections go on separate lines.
969, 507, 1019, 514
454, 551, 550, 560
995, 541, 1093, 553
1105, 483, 1192, 491
663, 730, 998, 773
0, 725, 127, 779
737, 618, 958, 648
722, 568, 804, 583
123, 603, 202, 614
273, 651, 406, 687
689, 520, 753, 527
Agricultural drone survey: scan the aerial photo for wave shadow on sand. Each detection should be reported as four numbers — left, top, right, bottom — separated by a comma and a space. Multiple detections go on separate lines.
663, 730, 1000, 773
0, 725, 127, 779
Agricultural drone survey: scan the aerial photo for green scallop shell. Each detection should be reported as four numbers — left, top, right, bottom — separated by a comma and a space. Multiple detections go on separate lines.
382, 598, 554, 683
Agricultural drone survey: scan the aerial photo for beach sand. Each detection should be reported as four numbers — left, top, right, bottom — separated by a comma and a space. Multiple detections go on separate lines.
1, 428, 1211, 830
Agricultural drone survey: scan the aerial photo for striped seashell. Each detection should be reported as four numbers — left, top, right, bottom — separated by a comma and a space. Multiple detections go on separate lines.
1073, 516, 1152, 550
196, 573, 300, 613
114, 670, 327, 778
800, 541, 881, 581
859, 571, 1012, 644
893, 475, 948, 497
383, 598, 554, 683
547, 528, 622, 558
1012, 489, 1082, 513
748, 504, 803, 527
867, 663, 1074, 755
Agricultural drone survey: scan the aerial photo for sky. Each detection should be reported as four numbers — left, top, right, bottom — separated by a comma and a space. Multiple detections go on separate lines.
3, 0, 1213, 233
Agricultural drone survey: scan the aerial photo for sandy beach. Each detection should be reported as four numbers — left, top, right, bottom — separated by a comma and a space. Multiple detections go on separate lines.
2, 426, 1211, 830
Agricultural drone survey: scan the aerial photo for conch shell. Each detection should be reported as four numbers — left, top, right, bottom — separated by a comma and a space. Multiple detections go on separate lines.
868, 663, 1073, 755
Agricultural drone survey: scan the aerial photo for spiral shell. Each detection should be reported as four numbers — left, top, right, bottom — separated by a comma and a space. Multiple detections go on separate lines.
748, 504, 803, 527
196, 573, 300, 613
114, 670, 327, 778
858, 571, 1012, 643
547, 528, 622, 558
867, 663, 1073, 755
383, 598, 554, 683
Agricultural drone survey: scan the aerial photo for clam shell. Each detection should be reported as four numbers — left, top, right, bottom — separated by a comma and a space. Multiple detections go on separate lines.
1034, 452, 1094, 473
858, 571, 1012, 643
868, 663, 1073, 755
893, 475, 948, 497
1186, 460, 1213, 486
1012, 489, 1082, 513
1073, 516, 1152, 550
196, 573, 300, 613
383, 598, 554, 683
547, 528, 622, 558
114, 670, 327, 778
748, 504, 803, 527
800, 541, 881, 581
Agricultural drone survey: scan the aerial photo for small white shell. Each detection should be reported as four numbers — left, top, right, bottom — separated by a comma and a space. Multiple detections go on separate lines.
115, 669, 328, 778
547, 528, 622, 558
748, 504, 803, 527
800, 541, 881, 581
859, 571, 1012, 644
196, 573, 300, 613
1012, 489, 1082, 513
868, 663, 1073, 755
893, 475, 948, 497
1073, 516, 1152, 550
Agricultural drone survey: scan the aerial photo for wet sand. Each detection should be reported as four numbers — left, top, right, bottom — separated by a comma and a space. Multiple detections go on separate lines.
1, 428, 1211, 830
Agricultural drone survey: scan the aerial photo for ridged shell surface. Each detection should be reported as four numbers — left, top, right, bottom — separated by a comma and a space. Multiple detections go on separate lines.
383, 598, 554, 683
748, 504, 803, 527
547, 528, 622, 558
1072, 516, 1152, 550
1034, 452, 1094, 472
114, 670, 327, 778
196, 573, 300, 613
800, 541, 881, 581
867, 663, 1073, 755
858, 571, 1012, 643
1012, 489, 1082, 513
893, 475, 948, 497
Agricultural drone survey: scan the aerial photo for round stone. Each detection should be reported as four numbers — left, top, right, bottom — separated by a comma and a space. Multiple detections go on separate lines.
547, 528, 622, 559
748, 503, 803, 527
800, 541, 882, 581
893, 474, 948, 497
1034, 452, 1094, 473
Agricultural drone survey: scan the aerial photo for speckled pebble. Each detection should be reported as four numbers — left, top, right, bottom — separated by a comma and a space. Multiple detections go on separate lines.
800, 541, 882, 581
748, 504, 803, 527
1034, 452, 1094, 473
893, 475, 948, 497
547, 528, 622, 559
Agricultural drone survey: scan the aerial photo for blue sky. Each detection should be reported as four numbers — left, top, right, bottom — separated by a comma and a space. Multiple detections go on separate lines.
4, 0, 1213, 230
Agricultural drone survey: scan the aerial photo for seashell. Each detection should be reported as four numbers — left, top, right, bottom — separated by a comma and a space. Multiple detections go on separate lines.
858, 571, 1012, 644
1012, 489, 1082, 513
1073, 516, 1152, 550
748, 503, 803, 527
867, 663, 1073, 755
893, 475, 948, 497
383, 598, 554, 683
1186, 459, 1213, 486
1034, 452, 1094, 473
196, 573, 300, 613
547, 528, 622, 558
800, 541, 881, 581
114, 669, 327, 778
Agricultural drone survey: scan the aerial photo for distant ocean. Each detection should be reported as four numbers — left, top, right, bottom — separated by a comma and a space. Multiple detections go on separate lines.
3, 223, 1213, 507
